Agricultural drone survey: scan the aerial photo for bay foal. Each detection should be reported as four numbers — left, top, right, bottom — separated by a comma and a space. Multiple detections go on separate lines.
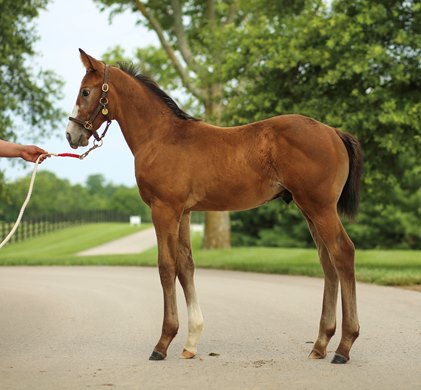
66, 50, 363, 364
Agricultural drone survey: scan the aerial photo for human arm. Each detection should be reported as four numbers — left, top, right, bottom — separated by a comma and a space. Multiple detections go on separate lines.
0, 140, 48, 163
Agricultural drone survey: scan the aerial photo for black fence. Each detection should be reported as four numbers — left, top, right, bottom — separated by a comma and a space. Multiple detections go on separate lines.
0, 210, 131, 245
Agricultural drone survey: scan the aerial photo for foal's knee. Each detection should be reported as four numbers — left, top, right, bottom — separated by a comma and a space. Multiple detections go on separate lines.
158, 264, 177, 284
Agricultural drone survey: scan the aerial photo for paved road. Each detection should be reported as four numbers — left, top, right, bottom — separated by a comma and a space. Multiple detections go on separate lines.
0, 267, 420, 390
77, 227, 157, 256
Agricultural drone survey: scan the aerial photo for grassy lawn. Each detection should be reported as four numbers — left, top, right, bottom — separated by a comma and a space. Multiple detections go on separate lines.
0, 224, 420, 287
0, 223, 151, 261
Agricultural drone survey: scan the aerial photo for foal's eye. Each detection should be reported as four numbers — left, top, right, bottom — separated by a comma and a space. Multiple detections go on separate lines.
82, 89, 90, 97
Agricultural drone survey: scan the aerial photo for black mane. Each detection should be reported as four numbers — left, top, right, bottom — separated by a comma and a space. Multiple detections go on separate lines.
117, 62, 198, 121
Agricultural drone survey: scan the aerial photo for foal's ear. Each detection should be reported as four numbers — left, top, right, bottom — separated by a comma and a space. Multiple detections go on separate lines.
79, 48, 100, 72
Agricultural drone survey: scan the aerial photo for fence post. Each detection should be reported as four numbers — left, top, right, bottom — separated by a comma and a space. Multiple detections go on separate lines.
1, 222, 5, 241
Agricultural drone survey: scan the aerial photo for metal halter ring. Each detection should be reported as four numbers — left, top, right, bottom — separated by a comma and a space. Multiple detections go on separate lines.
102, 83, 109, 92
100, 97, 108, 106
93, 138, 103, 147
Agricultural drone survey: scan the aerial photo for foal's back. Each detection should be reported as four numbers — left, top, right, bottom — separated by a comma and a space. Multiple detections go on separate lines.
168, 114, 349, 212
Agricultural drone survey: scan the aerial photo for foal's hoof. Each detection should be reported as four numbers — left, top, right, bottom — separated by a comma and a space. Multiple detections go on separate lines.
308, 349, 326, 359
180, 349, 196, 359
149, 350, 166, 361
331, 353, 349, 364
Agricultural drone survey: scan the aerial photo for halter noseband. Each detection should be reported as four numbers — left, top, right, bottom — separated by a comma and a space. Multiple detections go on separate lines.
68, 64, 112, 141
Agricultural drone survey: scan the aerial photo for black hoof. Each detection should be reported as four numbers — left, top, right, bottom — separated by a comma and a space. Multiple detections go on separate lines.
149, 350, 166, 361
331, 353, 348, 364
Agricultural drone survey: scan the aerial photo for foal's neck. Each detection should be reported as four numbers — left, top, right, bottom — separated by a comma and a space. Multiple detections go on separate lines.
112, 69, 174, 155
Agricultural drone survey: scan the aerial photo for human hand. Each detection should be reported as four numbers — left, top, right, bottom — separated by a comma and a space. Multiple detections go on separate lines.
20, 145, 49, 163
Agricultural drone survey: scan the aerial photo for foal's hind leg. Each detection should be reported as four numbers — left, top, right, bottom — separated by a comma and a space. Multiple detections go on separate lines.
305, 217, 339, 359
307, 207, 360, 363
177, 212, 204, 359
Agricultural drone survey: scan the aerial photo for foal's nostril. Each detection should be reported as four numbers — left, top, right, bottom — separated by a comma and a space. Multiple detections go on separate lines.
66, 132, 71, 143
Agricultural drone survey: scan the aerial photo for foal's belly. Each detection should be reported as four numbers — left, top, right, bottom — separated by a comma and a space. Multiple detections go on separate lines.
187, 182, 282, 212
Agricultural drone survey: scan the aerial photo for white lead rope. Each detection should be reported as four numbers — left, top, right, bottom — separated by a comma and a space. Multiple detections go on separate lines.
0, 140, 103, 249
0, 154, 45, 249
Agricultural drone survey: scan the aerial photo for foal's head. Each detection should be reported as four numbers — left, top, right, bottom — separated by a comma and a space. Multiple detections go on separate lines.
66, 49, 112, 149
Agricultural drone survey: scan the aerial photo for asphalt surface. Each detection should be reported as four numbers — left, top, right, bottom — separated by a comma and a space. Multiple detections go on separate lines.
0, 266, 420, 390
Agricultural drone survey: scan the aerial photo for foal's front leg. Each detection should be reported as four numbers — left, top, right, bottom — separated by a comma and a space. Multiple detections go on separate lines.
149, 202, 181, 361
177, 213, 204, 359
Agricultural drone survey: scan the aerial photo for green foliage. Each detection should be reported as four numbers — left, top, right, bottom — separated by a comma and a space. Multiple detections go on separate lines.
96, 1, 333, 250
97, 0, 420, 249
231, 202, 313, 248
0, 0, 65, 200
96, 0, 319, 118
223, 0, 421, 249
0, 0, 65, 139
0, 171, 151, 222
103, 45, 201, 115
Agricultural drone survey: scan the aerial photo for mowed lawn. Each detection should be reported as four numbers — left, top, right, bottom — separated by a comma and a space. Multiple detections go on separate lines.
0, 223, 420, 287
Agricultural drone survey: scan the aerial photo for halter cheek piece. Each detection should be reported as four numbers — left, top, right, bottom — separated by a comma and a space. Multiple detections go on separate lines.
68, 64, 112, 142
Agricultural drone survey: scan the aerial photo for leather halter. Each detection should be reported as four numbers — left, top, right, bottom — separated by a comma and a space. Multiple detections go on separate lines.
68, 64, 112, 141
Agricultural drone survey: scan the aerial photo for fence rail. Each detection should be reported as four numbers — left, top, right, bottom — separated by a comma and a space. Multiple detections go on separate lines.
0, 210, 131, 245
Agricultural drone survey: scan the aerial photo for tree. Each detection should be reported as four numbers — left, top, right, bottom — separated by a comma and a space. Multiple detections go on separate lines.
96, 0, 420, 249
110, 185, 151, 219
96, 0, 313, 248
0, 0, 65, 139
95, 0, 234, 248
1, 171, 89, 220
225, 0, 421, 249
1, 171, 151, 222
0, 0, 65, 198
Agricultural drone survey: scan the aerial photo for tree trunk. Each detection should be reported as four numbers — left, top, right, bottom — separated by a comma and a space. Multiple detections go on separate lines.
132, 2, 231, 249
202, 210, 231, 249
201, 85, 231, 249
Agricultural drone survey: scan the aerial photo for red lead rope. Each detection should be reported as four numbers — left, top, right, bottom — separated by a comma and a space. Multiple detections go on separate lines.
48, 139, 104, 160
56, 153, 81, 158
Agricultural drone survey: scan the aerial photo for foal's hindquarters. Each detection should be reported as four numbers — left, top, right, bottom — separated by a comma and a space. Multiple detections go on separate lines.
275, 119, 361, 364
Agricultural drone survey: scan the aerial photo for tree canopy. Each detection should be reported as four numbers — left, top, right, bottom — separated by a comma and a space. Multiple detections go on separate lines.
224, 0, 421, 249
96, 0, 336, 249
97, 0, 420, 249
0, 0, 64, 140
0, 171, 150, 222
0, 0, 65, 203
5, 0, 416, 249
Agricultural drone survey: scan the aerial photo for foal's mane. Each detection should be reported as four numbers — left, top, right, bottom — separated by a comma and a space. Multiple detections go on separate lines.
117, 62, 198, 121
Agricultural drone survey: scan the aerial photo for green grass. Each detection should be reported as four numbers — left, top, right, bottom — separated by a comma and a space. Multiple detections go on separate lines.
0, 224, 420, 287
0, 223, 151, 261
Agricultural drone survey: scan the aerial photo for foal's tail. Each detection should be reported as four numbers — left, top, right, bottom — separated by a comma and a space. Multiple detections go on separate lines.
336, 130, 364, 220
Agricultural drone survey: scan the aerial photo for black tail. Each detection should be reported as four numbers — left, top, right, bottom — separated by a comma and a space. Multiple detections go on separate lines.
336, 130, 363, 220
